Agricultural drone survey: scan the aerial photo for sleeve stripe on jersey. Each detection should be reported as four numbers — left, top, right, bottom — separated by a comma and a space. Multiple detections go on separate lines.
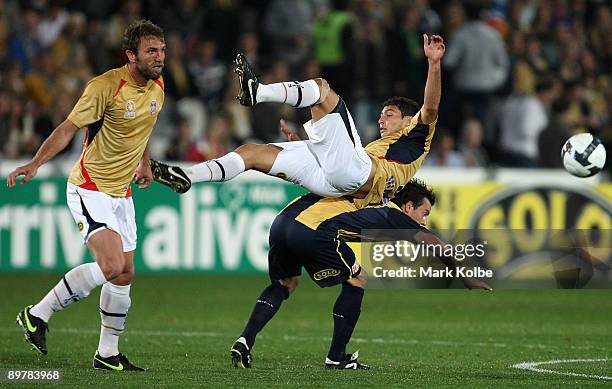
332, 98, 355, 146
383, 125, 429, 164
86, 117, 104, 145
377, 156, 407, 165
78, 128, 99, 191
113, 79, 127, 97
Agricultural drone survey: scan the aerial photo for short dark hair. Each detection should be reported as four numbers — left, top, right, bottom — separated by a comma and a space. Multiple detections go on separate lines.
391, 178, 436, 208
382, 96, 420, 117
122, 19, 164, 54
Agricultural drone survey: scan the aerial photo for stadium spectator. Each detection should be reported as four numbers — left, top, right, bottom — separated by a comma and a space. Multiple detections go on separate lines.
312, 0, 356, 101
105, 0, 143, 60
184, 114, 233, 162
458, 117, 488, 167
443, 1, 509, 143
37, 0, 69, 49
352, 0, 391, 142
424, 129, 465, 167
237, 32, 261, 73
201, 0, 243, 62
263, 0, 317, 68
221, 68, 252, 142
162, 32, 197, 100
165, 115, 196, 161
390, 6, 427, 98
499, 77, 560, 167
441, 0, 466, 40
160, 0, 204, 42
83, 17, 114, 75
7, 8, 42, 74
50, 12, 92, 92
23, 49, 59, 109
538, 98, 573, 168
188, 39, 227, 111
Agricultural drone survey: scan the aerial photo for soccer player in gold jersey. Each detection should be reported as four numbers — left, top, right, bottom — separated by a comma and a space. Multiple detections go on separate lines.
152, 35, 444, 209
7, 20, 166, 371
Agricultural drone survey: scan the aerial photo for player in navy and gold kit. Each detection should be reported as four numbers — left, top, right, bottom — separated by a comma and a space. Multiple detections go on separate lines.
230, 180, 492, 369
8, 20, 165, 371
152, 35, 444, 208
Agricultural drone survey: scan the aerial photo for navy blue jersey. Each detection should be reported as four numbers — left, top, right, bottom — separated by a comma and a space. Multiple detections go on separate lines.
268, 194, 426, 287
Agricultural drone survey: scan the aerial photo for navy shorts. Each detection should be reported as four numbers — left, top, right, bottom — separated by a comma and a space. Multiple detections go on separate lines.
267, 213, 359, 288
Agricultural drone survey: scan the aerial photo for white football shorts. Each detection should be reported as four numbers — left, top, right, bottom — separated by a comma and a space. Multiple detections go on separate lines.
66, 182, 137, 252
269, 98, 372, 197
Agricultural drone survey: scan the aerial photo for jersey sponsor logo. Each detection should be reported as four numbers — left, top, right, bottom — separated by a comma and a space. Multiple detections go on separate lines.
124, 100, 136, 119
150, 100, 157, 115
314, 268, 341, 280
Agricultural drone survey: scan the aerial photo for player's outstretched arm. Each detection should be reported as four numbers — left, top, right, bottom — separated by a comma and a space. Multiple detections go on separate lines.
415, 230, 493, 291
6, 119, 79, 188
420, 34, 444, 125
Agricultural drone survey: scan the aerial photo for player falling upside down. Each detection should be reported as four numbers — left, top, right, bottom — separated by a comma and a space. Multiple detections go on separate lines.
151, 34, 445, 209
7, 20, 166, 371
230, 179, 493, 369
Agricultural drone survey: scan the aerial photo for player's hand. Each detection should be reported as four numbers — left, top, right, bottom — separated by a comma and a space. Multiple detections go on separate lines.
134, 160, 153, 189
423, 34, 445, 62
462, 277, 493, 291
280, 118, 301, 141
6, 161, 40, 188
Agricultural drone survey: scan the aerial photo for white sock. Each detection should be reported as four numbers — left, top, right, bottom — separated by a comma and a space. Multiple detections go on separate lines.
30, 262, 106, 322
98, 283, 131, 358
185, 152, 246, 183
256, 80, 321, 108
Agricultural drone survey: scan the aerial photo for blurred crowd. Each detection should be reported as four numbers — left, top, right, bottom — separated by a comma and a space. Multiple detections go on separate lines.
0, 0, 610, 171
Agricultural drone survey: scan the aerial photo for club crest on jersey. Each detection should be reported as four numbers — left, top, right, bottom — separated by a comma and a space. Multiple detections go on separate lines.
124, 100, 136, 119
150, 100, 157, 115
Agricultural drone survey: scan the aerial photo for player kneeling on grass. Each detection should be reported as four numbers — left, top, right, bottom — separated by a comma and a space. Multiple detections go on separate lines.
230, 179, 492, 369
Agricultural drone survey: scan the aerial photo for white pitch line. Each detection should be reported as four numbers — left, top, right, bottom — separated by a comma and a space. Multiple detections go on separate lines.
511, 358, 612, 381
2, 327, 609, 352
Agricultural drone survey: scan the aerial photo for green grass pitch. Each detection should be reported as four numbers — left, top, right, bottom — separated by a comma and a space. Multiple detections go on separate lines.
1, 274, 611, 387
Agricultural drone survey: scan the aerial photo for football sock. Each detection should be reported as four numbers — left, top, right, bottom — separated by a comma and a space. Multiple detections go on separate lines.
30, 262, 106, 322
257, 80, 321, 108
98, 283, 131, 358
185, 152, 246, 183
240, 282, 290, 349
328, 282, 364, 361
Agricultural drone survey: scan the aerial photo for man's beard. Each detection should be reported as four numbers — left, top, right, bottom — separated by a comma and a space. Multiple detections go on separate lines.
136, 59, 162, 80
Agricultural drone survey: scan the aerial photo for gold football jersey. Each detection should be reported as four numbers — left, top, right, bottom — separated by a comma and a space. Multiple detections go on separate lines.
353, 110, 437, 208
67, 65, 164, 197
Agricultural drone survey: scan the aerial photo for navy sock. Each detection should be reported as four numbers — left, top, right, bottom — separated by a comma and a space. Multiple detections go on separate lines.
328, 282, 364, 360
240, 282, 290, 349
